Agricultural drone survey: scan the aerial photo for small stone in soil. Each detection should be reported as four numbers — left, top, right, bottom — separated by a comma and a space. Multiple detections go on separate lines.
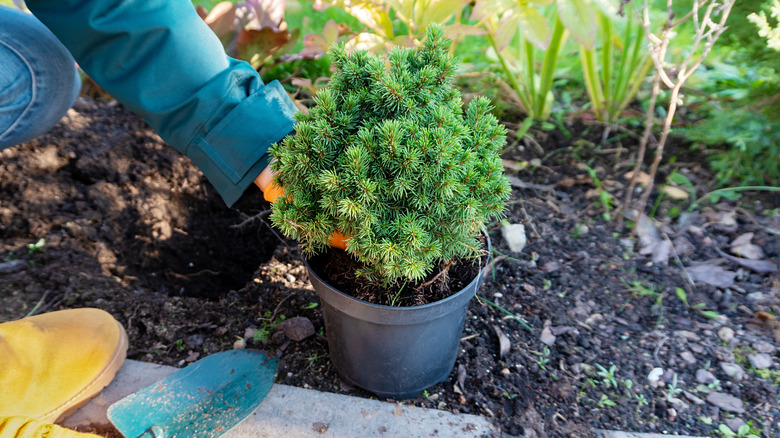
680, 351, 696, 365
706, 392, 745, 413
278, 316, 315, 341
713, 346, 735, 362
718, 327, 735, 343
696, 369, 716, 384
753, 340, 776, 354
0, 259, 26, 275
726, 418, 747, 433
720, 362, 745, 382
748, 353, 773, 370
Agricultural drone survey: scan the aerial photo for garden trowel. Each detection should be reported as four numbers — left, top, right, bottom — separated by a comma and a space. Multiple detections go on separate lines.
107, 350, 277, 438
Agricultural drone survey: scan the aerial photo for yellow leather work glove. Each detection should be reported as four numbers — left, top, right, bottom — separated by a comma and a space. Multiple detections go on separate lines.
254, 165, 347, 250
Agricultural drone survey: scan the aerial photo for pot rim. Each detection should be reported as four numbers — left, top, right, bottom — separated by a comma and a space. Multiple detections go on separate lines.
303, 229, 492, 313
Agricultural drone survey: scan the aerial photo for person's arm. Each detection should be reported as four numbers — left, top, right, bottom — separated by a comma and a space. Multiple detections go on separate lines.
26, 0, 296, 206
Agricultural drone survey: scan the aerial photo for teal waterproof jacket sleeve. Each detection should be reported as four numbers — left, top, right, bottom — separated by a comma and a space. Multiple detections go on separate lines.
26, 0, 297, 206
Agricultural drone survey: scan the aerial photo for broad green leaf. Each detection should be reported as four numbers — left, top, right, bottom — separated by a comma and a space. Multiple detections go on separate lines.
444, 23, 488, 39
423, 0, 470, 28
392, 35, 417, 47
345, 32, 387, 52
668, 172, 692, 187
590, 0, 621, 19
470, 0, 515, 22
494, 9, 521, 51
342, 1, 395, 39
518, 6, 551, 49
240, 0, 286, 30
383, 0, 413, 23
556, 0, 597, 49
300, 19, 341, 58
238, 27, 297, 69
204, 1, 237, 38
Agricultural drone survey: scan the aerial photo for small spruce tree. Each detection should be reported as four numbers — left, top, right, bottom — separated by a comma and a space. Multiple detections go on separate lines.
269, 25, 510, 287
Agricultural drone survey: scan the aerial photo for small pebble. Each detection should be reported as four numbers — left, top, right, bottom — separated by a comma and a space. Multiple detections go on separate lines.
696, 369, 716, 384
0, 259, 26, 275
713, 346, 735, 362
726, 418, 746, 433
748, 353, 773, 370
720, 362, 745, 382
717, 327, 734, 343
675, 330, 700, 342
753, 340, 776, 354
706, 392, 745, 413
683, 391, 705, 405
680, 351, 696, 365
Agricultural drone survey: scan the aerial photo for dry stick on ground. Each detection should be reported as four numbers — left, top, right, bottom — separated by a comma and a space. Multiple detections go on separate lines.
616, 0, 735, 228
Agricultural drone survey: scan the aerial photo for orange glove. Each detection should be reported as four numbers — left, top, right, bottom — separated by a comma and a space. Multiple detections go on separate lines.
255, 165, 347, 250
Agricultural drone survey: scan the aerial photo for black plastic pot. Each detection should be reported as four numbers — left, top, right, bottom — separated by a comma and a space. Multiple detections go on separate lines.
304, 234, 491, 399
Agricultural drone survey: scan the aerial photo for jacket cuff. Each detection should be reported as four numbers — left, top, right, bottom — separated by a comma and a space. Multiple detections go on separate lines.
186, 80, 296, 206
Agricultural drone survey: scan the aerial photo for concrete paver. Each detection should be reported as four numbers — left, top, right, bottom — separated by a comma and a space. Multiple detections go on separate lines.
63, 360, 709, 438
63, 359, 500, 437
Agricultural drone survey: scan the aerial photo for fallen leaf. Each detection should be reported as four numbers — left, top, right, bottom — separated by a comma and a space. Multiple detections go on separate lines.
453, 364, 467, 394
185, 350, 200, 362
507, 176, 555, 192
557, 177, 576, 188
687, 263, 736, 289
624, 170, 652, 185
716, 248, 777, 274
662, 185, 689, 200
502, 159, 529, 172
730, 232, 765, 260
652, 239, 672, 266
493, 325, 511, 358
540, 323, 556, 347
636, 214, 662, 255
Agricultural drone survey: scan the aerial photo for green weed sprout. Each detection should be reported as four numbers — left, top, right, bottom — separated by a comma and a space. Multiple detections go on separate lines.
270, 25, 510, 286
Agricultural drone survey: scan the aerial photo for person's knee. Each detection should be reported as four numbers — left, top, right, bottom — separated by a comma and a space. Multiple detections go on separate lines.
0, 5, 80, 149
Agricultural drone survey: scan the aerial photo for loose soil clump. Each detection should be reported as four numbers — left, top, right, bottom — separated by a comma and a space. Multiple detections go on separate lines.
1, 98, 778, 437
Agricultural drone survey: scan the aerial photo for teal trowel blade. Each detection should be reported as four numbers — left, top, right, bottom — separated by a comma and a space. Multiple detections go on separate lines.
108, 350, 277, 438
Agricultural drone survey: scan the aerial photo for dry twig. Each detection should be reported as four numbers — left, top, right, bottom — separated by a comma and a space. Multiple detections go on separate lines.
616, 0, 735, 229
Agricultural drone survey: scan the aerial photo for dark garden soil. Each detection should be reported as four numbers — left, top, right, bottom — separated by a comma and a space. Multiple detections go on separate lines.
1, 97, 778, 438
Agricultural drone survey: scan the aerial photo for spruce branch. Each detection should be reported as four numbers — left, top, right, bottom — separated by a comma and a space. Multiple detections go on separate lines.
270, 24, 510, 286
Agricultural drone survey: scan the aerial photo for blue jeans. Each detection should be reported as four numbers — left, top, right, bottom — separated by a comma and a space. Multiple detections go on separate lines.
0, 5, 81, 149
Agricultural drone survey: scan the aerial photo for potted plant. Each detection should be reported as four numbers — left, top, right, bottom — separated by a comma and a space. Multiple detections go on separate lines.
268, 24, 510, 399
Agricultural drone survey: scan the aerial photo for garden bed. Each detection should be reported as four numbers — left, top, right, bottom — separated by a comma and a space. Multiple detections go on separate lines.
1, 97, 777, 437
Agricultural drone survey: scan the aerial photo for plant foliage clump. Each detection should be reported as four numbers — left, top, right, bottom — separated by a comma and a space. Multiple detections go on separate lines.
269, 25, 510, 286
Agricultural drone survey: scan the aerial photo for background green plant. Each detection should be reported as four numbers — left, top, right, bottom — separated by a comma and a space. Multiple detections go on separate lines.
684, 108, 780, 187
579, 10, 652, 124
